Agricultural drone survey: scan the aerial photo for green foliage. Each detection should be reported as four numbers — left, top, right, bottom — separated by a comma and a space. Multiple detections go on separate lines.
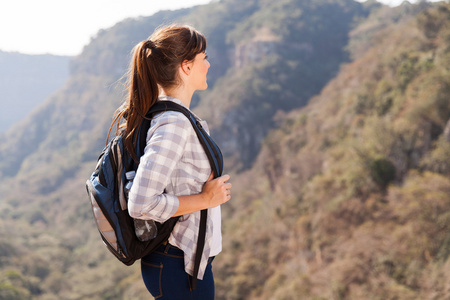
395, 52, 420, 91
420, 136, 450, 175
416, 3, 450, 39
369, 158, 396, 189
0, 270, 38, 300
0, 241, 16, 261
0, 281, 31, 300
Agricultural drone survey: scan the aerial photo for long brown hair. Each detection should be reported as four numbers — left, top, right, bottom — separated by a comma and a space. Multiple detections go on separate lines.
107, 25, 207, 161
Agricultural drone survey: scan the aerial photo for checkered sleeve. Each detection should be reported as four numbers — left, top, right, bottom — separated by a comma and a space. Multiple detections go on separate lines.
127, 112, 189, 222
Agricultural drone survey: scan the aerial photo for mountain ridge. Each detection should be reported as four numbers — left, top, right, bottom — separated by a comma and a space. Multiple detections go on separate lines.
0, 51, 70, 133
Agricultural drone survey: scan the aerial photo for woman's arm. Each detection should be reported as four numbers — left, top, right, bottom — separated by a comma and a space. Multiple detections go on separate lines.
128, 112, 232, 221
174, 173, 232, 217
128, 113, 188, 221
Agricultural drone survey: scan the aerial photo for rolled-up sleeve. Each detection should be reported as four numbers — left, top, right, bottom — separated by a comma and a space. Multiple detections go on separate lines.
128, 112, 189, 222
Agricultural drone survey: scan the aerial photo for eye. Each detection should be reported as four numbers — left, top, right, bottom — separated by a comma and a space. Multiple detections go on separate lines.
204, 54, 208, 60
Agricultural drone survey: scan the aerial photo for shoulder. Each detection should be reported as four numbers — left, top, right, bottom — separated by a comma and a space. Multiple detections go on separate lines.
151, 110, 191, 128
148, 110, 194, 142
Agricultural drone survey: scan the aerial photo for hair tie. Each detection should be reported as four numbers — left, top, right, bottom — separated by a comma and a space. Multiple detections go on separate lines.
146, 40, 156, 50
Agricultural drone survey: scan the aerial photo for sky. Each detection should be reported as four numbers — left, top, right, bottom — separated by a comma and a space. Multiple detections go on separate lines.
0, 0, 443, 56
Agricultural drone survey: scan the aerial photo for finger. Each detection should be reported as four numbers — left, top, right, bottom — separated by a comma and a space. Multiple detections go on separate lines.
220, 174, 231, 182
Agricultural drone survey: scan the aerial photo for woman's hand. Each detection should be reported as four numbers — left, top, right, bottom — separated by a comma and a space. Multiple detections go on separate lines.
201, 172, 232, 208
174, 173, 232, 216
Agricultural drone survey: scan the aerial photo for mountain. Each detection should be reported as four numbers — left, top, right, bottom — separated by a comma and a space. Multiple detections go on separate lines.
1, 0, 449, 299
0, 51, 70, 133
191, 0, 366, 169
214, 1, 450, 299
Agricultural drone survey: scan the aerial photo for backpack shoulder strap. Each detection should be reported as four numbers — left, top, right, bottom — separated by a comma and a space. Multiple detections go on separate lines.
143, 100, 223, 289
145, 101, 223, 178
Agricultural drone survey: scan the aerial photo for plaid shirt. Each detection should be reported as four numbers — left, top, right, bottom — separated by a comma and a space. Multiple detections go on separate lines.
128, 96, 222, 279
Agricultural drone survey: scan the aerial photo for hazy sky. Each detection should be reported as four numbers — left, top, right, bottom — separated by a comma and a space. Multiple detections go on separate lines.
0, 0, 442, 56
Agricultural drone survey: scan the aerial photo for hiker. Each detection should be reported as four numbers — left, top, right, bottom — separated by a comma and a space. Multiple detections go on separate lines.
109, 25, 232, 299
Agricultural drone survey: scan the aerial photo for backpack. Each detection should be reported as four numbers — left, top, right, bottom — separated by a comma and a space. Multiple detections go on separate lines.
85, 101, 223, 285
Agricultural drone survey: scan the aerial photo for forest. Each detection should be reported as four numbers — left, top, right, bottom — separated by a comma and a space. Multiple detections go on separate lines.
0, 0, 449, 299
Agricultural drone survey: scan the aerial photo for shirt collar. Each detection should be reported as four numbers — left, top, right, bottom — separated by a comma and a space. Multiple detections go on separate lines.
157, 95, 202, 121
158, 95, 187, 108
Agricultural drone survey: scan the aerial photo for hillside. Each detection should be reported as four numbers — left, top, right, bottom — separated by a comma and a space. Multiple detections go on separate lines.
0, 51, 70, 133
215, 1, 450, 299
1, 0, 449, 299
0, 1, 365, 299
192, 0, 365, 169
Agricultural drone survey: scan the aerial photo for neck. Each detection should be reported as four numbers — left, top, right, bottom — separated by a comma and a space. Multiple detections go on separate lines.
161, 85, 194, 108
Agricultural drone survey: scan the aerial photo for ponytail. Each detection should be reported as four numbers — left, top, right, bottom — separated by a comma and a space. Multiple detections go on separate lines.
108, 40, 158, 161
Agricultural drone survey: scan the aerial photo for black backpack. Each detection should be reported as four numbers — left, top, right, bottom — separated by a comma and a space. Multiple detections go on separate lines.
85, 101, 223, 286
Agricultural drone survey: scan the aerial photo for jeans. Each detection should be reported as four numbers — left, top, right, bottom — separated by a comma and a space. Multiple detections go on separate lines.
141, 243, 215, 299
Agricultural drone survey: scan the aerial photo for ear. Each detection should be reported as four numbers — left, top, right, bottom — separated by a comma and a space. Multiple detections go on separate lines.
181, 60, 192, 75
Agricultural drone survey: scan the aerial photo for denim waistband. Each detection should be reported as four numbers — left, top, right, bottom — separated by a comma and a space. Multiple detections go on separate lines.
153, 242, 215, 264
154, 242, 184, 256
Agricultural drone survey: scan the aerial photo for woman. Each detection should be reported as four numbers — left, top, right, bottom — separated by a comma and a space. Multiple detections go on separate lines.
109, 25, 231, 299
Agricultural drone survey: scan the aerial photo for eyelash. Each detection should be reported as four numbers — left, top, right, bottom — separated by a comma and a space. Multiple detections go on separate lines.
204, 55, 208, 60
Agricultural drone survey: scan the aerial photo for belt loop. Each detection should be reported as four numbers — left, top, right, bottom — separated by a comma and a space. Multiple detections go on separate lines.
164, 242, 171, 254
